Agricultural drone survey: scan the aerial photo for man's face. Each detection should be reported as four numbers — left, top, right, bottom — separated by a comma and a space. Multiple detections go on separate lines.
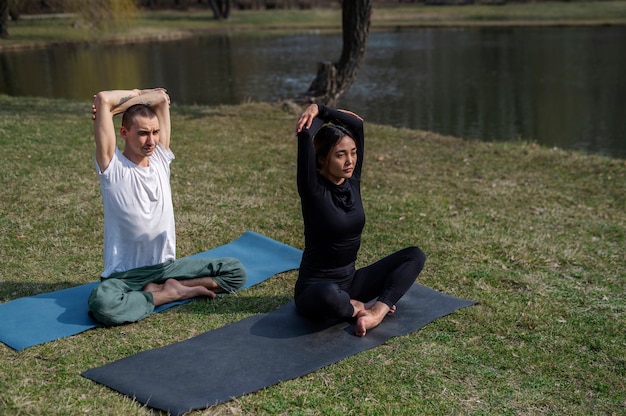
121, 115, 160, 165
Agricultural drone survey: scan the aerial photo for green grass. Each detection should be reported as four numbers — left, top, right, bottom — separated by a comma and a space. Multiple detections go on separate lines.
2, 2, 626, 50
372, 1, 626, 26
0, 94, 624, 415
2, 5, 625, 414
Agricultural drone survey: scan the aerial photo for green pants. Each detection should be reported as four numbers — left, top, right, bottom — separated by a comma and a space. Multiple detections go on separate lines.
88, 257, 246, 326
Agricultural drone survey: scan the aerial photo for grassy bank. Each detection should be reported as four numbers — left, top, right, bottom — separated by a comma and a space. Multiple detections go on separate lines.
0, 94, 624, 414
1, 1, 626, 50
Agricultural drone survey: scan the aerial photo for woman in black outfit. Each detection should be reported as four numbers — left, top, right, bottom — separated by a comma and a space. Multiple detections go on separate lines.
294, 104, 426, 337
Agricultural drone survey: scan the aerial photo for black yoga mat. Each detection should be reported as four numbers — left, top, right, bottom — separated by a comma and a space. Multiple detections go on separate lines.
82, 284, 475, 415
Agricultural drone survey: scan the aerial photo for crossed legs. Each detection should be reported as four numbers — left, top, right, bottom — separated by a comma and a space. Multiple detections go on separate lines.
295, 246, 425, 336
88, 257, 246, 326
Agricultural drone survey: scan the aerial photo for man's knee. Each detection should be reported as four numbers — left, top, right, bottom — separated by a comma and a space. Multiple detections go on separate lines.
216, 257, 247, 293
88, 279, 152, 326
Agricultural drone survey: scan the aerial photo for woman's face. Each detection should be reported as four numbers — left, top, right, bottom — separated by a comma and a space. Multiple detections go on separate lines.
319, 135, 357, 185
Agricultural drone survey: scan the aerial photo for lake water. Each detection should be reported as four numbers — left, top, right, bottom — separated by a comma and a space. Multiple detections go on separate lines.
1, 26, 625, 158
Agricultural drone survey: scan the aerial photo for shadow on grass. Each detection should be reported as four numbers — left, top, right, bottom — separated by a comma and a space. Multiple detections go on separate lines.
176, 293, 293, 316
0, 280, 91, 302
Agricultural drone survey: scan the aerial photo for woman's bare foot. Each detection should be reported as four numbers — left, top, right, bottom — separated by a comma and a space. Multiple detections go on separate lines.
350, 298, 379, 317
146, 279, 216, 306
354, 301, 390, 337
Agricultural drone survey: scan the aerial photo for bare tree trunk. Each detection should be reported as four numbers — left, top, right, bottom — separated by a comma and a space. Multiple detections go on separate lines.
220, 0, 231, 19
300, 0, 372, 106
209, 0, 230, 19
0, 0, 9, 39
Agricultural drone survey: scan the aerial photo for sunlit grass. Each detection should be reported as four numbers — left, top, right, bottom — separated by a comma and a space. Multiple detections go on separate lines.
0, 94, 624, 414
373, 2, 626, 25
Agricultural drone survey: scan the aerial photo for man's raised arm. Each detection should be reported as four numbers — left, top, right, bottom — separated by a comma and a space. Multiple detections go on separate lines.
146, 89, 171, 151
92, 88, 170, 172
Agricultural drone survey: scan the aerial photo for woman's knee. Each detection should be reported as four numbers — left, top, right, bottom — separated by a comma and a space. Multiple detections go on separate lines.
295, 282, 351, 319
403, 246, 426, 266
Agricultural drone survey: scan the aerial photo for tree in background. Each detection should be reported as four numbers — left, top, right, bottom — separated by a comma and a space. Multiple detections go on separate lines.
66, 0, 137, 30
208, 0, 230, 19
299, 0, 372, 106
0, 0, 8, 38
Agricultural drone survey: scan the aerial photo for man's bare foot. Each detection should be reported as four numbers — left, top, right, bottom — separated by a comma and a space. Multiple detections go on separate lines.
148, 279, 216, 306
178, 276, 225, 293
143, 282, 164, 293
354, 301, 390, 337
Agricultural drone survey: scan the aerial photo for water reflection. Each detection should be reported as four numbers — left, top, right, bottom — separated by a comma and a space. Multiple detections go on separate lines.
344, 27, 626, 158
1, 26, 624, 157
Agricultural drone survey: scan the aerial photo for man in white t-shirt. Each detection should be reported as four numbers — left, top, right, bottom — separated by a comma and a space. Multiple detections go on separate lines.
87, 88, 246, 326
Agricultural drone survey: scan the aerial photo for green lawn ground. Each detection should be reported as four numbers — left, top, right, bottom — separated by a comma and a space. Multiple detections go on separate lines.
1, 2, 625, 414
0, 94, 624, 414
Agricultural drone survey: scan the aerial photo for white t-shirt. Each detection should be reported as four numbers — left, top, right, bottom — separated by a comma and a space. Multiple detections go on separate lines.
96, 144, 176, 277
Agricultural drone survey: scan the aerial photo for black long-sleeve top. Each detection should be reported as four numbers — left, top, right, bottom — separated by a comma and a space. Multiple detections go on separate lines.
296, 105, 366, 281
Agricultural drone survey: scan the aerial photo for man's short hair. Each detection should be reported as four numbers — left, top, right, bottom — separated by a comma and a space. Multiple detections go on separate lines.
122, 104, 157, 129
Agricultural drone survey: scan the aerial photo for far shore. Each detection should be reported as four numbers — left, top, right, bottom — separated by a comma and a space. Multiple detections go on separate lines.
2, 3, 625, 52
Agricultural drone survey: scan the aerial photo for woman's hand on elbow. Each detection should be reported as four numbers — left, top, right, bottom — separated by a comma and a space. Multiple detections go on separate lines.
295, 104, 319, 134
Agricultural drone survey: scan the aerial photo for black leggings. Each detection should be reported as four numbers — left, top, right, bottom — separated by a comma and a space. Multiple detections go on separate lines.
294, 246, 426, 320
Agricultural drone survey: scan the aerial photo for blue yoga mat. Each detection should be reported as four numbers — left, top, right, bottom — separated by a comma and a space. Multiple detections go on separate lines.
0, 231, 302, 351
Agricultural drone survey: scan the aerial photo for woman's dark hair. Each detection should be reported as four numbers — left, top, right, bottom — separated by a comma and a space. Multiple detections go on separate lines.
122, 104, 157, 129
313, 124, 355, 170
